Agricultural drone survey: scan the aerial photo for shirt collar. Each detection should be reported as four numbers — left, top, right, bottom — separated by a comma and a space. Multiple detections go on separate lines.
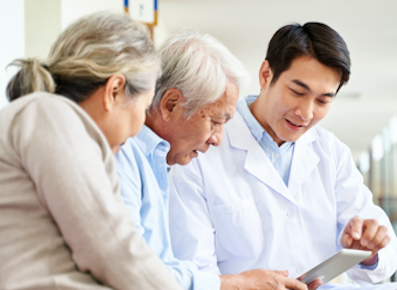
135, 125, 170, 157
237, 95, 264, 143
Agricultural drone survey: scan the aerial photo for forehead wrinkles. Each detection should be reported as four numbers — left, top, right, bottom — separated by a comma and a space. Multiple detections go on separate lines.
199, 87, 238, 118
202, 101, 227, 117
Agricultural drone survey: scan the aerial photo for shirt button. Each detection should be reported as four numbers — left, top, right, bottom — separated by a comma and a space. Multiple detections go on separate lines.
287, 210, 295, 219
274, 153, 280, 159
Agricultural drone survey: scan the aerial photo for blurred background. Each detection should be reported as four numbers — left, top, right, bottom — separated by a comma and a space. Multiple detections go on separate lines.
1, 0, 397, 283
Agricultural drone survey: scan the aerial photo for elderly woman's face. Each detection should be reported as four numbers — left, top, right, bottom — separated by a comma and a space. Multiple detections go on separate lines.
108, 88, 154, 154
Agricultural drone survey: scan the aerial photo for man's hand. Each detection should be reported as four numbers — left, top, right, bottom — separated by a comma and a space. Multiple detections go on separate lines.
220, 269, 320, 290
341, 216, 390, 265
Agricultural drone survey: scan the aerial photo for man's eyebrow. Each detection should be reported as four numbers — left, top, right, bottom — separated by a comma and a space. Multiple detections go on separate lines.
216, 114, 232, 120
291, 79, 335, 98
292, 79, 311, 92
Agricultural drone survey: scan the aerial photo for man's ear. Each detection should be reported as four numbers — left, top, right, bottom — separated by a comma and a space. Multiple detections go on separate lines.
102, 74, 126, 111
259, 60, 273, 90
159, 88, 184, 122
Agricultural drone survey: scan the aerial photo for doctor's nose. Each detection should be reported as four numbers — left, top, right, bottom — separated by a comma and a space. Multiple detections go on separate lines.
295, 101, 314, 121
207, 128, 223, 147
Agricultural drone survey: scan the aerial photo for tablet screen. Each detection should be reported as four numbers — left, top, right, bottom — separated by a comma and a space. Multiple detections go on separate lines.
298, 249, 372, 284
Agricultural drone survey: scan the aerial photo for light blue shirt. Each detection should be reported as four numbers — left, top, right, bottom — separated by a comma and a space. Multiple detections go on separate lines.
237, 95, 294, 186
115, 125, 221, 290
237, 95, 378, 270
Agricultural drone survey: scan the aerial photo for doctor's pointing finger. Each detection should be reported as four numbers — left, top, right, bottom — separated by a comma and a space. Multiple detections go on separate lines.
341, 216, 391, 265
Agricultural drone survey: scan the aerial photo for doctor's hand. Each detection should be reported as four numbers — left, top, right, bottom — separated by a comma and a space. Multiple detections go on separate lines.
220, 269, 313, 290
341, 216, 390, 265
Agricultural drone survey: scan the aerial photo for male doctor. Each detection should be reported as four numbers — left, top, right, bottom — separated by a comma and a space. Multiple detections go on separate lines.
168, 23, 397, 289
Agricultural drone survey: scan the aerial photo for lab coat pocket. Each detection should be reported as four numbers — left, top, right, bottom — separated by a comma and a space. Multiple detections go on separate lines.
211, 197, 264, 258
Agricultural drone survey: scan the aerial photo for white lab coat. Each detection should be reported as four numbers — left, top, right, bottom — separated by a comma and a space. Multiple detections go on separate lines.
168, 111, 397, 286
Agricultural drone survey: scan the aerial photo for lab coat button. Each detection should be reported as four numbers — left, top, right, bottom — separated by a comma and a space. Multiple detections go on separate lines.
274, 153, 280, 159
287, 210, 295, 219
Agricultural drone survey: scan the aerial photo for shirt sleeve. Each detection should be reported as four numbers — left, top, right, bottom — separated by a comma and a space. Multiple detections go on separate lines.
169, 160, 222, 276
332, 135, 397, 284
115, 142, 221, 290
115, 144, 146, 237
11, 96, 182, 290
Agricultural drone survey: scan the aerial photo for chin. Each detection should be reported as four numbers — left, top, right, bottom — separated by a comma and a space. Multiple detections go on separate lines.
174, 156, 194, 166
112, 146, 121, 154
175, 159, 191, 166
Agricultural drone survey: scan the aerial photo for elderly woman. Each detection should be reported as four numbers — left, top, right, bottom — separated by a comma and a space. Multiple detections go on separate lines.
0, 12, 181, 290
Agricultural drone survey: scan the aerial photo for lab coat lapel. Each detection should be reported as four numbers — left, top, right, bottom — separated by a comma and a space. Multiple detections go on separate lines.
226, 113, 293, 202
288, 129, 320, 196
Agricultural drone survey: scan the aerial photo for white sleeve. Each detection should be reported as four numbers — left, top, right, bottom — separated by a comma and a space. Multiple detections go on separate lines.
12, 97, 182, 290
332, 136, 397, 284
169, 159, 221, 275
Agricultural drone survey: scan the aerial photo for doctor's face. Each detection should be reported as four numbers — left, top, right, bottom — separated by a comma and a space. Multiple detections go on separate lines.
251, 55, 341, 146
166, 82, 239, 166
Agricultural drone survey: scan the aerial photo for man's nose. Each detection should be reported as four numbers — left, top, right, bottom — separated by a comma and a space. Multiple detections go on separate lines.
207, 127, 224, 147
295, 100, 314, 121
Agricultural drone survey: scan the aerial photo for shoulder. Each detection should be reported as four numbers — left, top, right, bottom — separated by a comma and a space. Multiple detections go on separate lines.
115, 137, 149, 180
1, 92, 111, 158
28, 93, 95, 127
309, 125, 335, 143
3, 92, 81, 115
309, 125, 351, 160
310, 125, 346, 147
116, 137, 141, 168
1, 92, 98, 139
1, 92, 93, 128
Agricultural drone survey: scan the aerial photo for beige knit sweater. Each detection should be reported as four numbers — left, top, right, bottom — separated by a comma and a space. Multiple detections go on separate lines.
0, 93, 182, 290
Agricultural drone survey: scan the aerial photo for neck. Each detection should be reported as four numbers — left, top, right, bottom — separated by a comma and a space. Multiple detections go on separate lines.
145, 108, 169, 142
250, 94, 284, 147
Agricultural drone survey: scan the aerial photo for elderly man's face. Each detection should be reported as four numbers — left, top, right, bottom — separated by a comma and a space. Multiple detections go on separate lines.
166, 82, 239, 165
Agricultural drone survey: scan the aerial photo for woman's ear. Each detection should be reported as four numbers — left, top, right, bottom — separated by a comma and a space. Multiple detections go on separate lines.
103, 74, 126, 111
159, 89, 185, 122
259, 60, 273, 90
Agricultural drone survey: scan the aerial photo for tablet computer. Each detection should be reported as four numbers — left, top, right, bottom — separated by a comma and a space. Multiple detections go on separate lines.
298, 249, 372, 285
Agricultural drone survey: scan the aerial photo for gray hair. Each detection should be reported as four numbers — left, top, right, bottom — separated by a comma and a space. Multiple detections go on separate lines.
7, 12, 160, 103
152, 31, 251, 116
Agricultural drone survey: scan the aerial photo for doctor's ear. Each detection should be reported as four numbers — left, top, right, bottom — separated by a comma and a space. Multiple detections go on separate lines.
259, 61, 273, 90
159, 89, 185, 122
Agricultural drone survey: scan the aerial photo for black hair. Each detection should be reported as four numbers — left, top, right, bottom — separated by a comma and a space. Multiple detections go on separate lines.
266, 22, 351, 91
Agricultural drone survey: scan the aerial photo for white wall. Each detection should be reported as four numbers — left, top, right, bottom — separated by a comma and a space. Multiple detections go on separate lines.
0, 0, 25, 109
154, 15, 170, 49
61, 0, 124, 29
25, 0, 62, 59
24, 0, 124, 60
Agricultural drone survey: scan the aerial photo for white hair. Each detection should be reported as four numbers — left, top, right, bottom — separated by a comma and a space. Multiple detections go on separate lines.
7, 12, 160, 103
152, 31, 251, 116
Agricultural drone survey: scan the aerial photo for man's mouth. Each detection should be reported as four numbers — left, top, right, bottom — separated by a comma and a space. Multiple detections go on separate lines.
286, 119, 304, 127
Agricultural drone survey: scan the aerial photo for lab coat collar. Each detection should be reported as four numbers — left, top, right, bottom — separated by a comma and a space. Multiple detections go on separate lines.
288, 127, 320, 196
226, 112, 319, 202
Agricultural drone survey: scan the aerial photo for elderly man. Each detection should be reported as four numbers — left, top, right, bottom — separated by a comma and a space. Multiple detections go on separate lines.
168, 24, 397, 290
115, 32, 313, 290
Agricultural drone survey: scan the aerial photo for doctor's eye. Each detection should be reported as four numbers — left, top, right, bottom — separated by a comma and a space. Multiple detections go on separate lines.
317, 99, 329, 105
290, 89, 304, 96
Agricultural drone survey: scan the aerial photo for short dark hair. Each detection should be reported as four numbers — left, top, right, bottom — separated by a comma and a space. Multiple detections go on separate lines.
266, 22, 350, 91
